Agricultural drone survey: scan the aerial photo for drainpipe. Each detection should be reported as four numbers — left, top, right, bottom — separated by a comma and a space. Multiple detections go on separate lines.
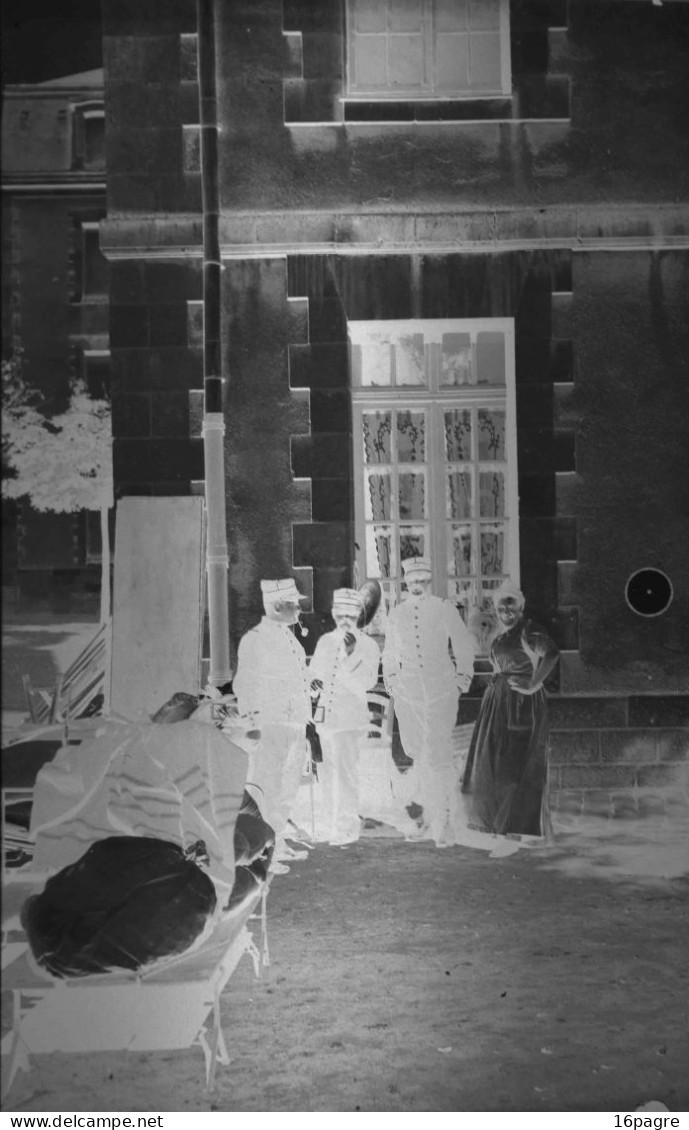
197, 0, 231, 687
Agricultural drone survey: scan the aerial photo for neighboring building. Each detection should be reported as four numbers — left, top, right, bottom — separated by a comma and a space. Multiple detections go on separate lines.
100, 0, 688, 812
1, 69, 109, 614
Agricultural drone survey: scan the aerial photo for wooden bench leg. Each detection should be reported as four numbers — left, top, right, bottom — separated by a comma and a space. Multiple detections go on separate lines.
1, 993, 32, 1101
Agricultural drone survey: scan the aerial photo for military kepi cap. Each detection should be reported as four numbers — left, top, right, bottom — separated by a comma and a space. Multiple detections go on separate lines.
260, 578, 307, 604
402, 556, 432, 579
332, 587, 364, 612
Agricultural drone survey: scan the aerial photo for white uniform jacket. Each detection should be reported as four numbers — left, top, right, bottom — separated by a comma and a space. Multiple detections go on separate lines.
234, 617, 312, 728
310, 628, 381, 732
382, 594, 475, 696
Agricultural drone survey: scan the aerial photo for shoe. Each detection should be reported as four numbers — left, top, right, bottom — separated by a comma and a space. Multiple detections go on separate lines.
284, 835, 312, 851
488, 839, 521, 859
269, 860, 290, 875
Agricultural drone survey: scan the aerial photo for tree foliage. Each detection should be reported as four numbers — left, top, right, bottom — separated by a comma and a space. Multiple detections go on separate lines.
2, 355, 112, 514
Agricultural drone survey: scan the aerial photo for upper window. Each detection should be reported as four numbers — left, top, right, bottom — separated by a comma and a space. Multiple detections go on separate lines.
345, 0, 511, 100
71, 102, 105, 171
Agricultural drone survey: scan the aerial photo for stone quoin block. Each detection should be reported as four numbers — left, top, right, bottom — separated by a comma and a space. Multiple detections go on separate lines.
291, 433, 351, 480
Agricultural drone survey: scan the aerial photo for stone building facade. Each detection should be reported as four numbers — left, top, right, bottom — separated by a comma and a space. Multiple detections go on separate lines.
100, 0, 689, 815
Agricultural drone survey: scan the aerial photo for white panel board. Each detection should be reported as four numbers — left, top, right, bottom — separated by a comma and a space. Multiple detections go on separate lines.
110, 497, 206, 720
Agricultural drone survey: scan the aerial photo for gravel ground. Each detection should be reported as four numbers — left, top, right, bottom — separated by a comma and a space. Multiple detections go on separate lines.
3, 830, 688, 1114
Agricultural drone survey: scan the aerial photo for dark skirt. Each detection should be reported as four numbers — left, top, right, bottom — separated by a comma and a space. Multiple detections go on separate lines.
462, 673, 550, 837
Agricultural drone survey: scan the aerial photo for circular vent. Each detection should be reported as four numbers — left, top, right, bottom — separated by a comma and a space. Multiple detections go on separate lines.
625, 569, 673, 618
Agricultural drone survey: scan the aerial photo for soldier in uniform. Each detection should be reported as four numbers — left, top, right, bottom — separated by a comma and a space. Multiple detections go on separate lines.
233, 579, 312, 873
382, 556, 475, 846
309, 588, 381, 846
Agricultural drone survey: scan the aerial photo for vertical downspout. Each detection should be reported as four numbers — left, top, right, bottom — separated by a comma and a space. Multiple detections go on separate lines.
197, 0, 231, 686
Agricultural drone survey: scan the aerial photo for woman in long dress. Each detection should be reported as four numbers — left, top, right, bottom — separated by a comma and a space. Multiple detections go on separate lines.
461, 582, 560, 840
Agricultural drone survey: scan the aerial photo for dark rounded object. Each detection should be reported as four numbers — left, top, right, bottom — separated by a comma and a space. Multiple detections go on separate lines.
625, 569, 673, 618
357, 579, 382, 627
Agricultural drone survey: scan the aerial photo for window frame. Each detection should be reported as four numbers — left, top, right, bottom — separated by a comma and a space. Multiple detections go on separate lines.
344, 0, 512, 103
350, 317, 519, 622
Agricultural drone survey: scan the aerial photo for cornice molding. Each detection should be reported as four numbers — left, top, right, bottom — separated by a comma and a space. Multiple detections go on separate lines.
100, 203, 689, 259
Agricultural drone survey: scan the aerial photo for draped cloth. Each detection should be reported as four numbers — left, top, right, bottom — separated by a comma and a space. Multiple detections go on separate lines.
29, 720, 249, 891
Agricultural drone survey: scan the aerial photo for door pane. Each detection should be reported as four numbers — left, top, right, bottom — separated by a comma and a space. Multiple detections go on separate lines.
367, 525, 395, 578
398, 470, 426, 519
480, 526, 505, 574
399, 526, 426, 563
362, 411, 392, 463
478, 409, 505, 461
448, 524, 473, 576
396, 409, 426, 461
365, 472, 392, 520
479, 470, 505, 518
444, 409, 472, 461
446, 471, 472, 520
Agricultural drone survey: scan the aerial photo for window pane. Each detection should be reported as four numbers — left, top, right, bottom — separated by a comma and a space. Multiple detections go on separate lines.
396, 409, 426, 462
83, 115, 105, 170
436, 33, 469, 91
448, 579, 475, 622
83, 228, 108, 297
360, 339, 392, 385
440, 332, 472, 387
399, 527, 426, 563
398, 471, 426, 520
367, 525, 395, 578
448, 525, 473, 576
352, 0, 385, 32
469, 31, 502, 90
395, 333, 426, 385
478, 409, 505, 461
366, 472, 392, 520
389, 0, 424, 32
469, 0, 501, 30
476, 332, 505, 385
362, 411, 392, 463
480, 526, 505, 575
388, 34, 425, 88
479, 471, 505, 517
444, 409, 472, 462
355, 37, 389, 87
447, 471, 472, 519
436, 0, 468, 32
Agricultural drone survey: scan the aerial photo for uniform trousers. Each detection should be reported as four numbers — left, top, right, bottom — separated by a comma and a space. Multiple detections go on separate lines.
246, 721, 306, 843
394, 682, 459, 843
318, 728, 362, 844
